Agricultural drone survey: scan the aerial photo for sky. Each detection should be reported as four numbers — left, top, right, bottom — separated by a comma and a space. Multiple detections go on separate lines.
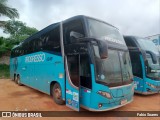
0, 0, 159, 37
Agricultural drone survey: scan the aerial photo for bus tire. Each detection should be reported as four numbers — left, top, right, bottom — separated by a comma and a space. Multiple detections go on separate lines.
52, 83, 65, 105
15, 76, 18, 83
17, 75, 22, 86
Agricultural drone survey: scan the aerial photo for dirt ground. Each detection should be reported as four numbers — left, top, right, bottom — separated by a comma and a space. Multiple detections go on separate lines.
0, 79, 159, 120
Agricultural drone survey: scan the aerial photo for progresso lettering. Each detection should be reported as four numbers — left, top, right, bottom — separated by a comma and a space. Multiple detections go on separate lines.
25, 53, 45, 63
103, 36, 125, 45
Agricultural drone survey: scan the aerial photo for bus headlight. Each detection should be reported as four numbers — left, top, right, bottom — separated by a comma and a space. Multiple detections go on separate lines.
146, 82, 157, 89
97, 91, 112, 99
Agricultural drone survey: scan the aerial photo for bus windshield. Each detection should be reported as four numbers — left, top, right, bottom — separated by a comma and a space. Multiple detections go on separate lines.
137, 38, 160, 80
137, 38, 159, 55
93, 46, 133, 86
87, 18, 125, 45
119, 51, 133, 83
146, 53, 160, 80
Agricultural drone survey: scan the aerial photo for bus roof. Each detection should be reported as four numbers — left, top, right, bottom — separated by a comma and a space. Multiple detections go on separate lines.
63, 15, 117, 29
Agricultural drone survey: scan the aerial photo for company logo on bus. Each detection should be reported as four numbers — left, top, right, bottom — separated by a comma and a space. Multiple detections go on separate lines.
25, 53, 45, 63
103, 36, 125, 45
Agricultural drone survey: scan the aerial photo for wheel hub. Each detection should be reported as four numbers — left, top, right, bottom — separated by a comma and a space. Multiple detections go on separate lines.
54, 88, 61, 99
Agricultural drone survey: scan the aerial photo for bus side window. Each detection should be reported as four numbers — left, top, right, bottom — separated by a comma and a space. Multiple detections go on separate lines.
27, 40, 34, 54
43, 25, 61, 53
28, 37, 41, 52
63, 20, 85, 45
49, 26, 61, 53
40, 34, 49, 51
125, 38, 136, 47
24, 42, 29, 55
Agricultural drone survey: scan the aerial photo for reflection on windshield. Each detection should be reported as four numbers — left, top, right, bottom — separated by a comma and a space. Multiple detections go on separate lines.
88, 18, 125, 45
137, 38, 160, 80
119, 51, 133, 82
146, 53, 160, 80
93, 45, 133, 85
137, 38, 159, 55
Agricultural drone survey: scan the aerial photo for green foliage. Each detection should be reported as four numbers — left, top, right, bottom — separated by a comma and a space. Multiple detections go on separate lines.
0, 20, 38, 57
0, 0, 38, 57
0, 0, 19, 27
0, 0, 19, 19
3, 20, 25, 35
0, 64, 10, 79
3, 20, 38, 41
3, 20, 38, 36
0, 37, 8, 56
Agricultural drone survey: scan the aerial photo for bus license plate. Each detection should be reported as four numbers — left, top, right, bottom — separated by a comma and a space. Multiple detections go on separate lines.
121, 99, 127, 105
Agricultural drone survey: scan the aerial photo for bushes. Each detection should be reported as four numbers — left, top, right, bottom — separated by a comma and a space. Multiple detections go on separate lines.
0, 37, 9, 57
0, 64, 10, 79
0, 37, 18, 57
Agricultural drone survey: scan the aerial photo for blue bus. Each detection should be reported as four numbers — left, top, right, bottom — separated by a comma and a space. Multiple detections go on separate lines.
124, 36, 160, 95
146, 34, 160, 52
10, 15, 134, 111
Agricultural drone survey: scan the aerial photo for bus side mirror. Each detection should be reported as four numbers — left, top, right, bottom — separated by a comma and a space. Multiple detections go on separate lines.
97, 40, 108, 59
70, 31, 84, 43
146, 50, 157, 64
144, 60, 151, 74
73, 37, 108, 59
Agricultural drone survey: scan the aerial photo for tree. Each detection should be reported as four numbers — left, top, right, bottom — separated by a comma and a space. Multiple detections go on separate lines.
0, 20, 38, 57
0, 37, 8, 56
3, 20, 38, 40
0, 0, 19, 27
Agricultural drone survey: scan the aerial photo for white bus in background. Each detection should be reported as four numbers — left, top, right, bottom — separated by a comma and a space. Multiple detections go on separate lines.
146, 34, 160, 52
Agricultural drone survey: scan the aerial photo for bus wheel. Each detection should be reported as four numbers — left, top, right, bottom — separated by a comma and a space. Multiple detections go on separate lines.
15, 76, 18, 83
17, 76, 22, 86
52, 83, 65, 105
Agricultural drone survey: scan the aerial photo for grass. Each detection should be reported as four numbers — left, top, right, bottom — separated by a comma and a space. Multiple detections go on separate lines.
0, 64, 10, 79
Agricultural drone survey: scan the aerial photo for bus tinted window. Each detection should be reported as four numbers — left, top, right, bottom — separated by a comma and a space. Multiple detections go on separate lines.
24, 42, 29, 55
40, 33, 49, 51
94, 45, 122, 85
41, 25, 61, 53
124, 37, 136, 47
28, 40, 34, 54
47, 26, 61, 53
67, 55, 80, 87
63, 20, 85, 45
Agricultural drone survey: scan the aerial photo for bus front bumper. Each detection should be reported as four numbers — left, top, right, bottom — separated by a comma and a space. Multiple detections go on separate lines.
81, 98, 133, 112
135, 90, 160, 95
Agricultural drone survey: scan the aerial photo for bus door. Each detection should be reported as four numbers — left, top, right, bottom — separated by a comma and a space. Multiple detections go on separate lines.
130, 51, 144, 92
79, 54, 92, 108
65, 54, 80, 111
